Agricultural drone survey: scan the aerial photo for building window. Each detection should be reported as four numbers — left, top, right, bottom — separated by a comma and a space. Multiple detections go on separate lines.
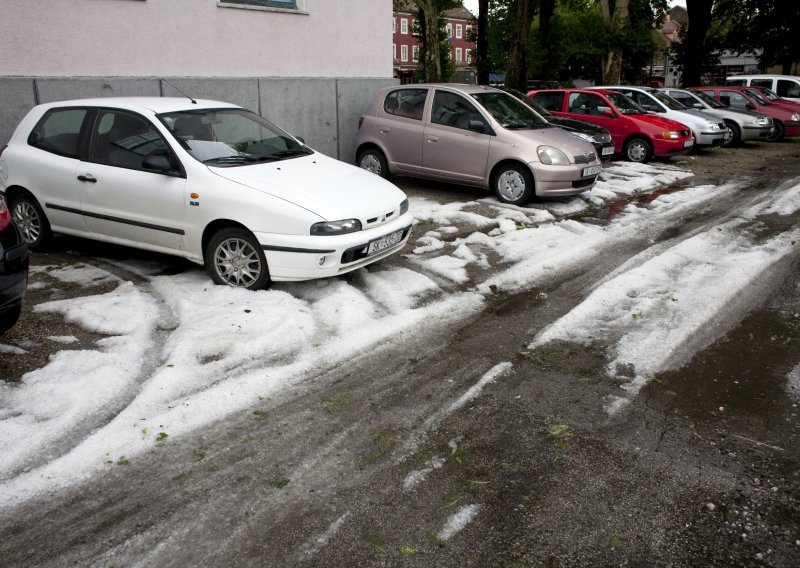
446, 23, 452, 38
401, 45, 409, 62
401, 18, 408, 34
456, 47, 462, 63
466, 49, 472, 64
412, 45, 420, 62
393, 44, 396, 61
218, 0, 304, 12
393, 18, 396, 33
456, 24, 462, 39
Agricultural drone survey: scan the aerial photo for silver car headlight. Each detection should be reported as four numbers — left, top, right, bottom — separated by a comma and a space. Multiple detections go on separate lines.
753, 117, 771, 125
310, 218, 362, 235
792, 113, 800, 122
571, 132, 595, 144
537, 145, 570, 165
399, 198, 409, 215
705, 120, 721, 130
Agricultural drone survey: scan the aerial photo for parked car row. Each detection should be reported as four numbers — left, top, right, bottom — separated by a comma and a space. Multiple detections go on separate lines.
526, 81, 800, 163
0, 81, 796, 329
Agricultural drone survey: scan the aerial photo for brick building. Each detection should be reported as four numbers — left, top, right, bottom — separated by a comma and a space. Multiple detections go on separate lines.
393, 2, 476, 82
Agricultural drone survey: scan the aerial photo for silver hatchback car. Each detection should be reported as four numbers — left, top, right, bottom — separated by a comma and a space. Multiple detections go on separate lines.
355, 84, 600, 206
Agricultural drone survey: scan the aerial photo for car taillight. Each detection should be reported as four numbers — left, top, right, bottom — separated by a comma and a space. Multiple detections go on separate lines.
0, 197, 11, 231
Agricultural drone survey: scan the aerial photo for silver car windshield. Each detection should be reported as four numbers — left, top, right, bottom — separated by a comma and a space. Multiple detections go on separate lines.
472, 92, 551, 129
159, 108, 311, 166
691, 89, 726, 109
649, 89, 688, 110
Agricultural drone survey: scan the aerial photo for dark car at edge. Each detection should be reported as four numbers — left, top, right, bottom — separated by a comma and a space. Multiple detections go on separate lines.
0, 193, 30, 334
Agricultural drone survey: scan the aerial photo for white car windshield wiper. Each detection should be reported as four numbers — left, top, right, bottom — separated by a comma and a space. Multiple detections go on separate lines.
268, 147, 314, 160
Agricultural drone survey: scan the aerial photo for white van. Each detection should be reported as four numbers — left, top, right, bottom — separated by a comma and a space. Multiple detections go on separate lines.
725, 74, 800, 103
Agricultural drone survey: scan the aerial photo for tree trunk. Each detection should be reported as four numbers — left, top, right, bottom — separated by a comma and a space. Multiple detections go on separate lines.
539, 0, 556, 80
600, 0, 630, 85
681, 0, 714, 87
476, 0, 490, 84
505, 0, 536, 91
412, 0, 444, 82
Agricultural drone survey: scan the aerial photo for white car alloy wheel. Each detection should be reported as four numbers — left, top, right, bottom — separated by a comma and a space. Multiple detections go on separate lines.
206, 228, 271, 290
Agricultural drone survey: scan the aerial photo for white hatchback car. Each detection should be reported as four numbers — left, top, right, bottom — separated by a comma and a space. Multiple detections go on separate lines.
0, 97, 412, 289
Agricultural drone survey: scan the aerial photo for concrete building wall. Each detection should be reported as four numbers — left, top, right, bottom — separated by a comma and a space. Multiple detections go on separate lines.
0, 0, 390, 78
0, 77, 397, 161
0, 1, 397, 160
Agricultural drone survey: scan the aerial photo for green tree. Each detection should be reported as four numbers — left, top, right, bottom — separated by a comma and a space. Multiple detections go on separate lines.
716, 0, 800, 74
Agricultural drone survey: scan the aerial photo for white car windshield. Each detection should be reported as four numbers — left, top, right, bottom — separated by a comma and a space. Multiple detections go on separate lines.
159, 108, 312, 166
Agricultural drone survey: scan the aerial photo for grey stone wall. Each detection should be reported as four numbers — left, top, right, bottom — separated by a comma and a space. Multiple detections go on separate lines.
0, 77, 397, 163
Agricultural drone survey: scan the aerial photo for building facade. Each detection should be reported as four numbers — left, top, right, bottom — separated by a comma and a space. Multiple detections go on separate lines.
0, 0, 396, 161
392, 3, 476, 83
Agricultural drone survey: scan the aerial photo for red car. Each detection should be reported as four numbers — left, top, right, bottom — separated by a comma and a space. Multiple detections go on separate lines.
691, 86, 800, 140
528, 88, 694, 162
744, 85, 800, 112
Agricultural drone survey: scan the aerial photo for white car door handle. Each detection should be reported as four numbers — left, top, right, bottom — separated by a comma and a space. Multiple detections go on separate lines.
77, 174, 97, 183
379, 128, 391, 134
426, 136, 439, 142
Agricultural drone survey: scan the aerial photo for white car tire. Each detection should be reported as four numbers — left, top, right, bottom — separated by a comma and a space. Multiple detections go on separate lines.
205, 228, 271, 290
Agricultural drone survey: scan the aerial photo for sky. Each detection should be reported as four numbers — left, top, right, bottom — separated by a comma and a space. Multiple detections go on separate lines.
1, 159, 799, 541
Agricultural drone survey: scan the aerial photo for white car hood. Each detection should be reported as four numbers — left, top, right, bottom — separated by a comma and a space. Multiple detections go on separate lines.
208, 152, 406, 221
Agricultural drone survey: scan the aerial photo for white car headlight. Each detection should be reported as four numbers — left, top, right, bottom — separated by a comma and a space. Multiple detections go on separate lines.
792, 113, 800, 122
537, 145, 570, 165
753, 117, 770, 125
310, 218, 362, 236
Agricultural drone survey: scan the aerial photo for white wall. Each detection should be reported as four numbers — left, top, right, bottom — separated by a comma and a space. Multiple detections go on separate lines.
0, 0, 392, 78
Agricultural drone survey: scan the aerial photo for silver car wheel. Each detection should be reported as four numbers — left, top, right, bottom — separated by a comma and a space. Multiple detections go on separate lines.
12, 200, 42, 244
625, 139, 650, 162
213, 237, 263, 288
497, 169, 527, 202
360, 153, 382, 175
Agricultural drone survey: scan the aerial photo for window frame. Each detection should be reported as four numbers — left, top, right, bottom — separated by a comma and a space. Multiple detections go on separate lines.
217, 0, 307, 14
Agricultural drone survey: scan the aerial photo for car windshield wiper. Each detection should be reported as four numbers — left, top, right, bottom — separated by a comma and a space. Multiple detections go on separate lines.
267, 147, 314, 160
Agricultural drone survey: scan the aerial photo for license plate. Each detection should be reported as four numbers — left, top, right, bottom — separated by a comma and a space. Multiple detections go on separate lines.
684, 139, 694, 147
367, 229, 404, 256
582, 165, 602, 177
601, 146, 614, 156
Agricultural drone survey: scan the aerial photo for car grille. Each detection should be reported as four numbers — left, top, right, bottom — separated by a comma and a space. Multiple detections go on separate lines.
573, 153, 596, 164
364, 209, 396, 228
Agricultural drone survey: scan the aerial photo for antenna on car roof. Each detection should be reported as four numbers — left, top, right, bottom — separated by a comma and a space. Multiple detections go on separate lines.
161, 78, 197, 104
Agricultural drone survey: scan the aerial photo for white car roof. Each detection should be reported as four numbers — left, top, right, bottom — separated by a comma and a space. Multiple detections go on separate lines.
35, 97, 243, 115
